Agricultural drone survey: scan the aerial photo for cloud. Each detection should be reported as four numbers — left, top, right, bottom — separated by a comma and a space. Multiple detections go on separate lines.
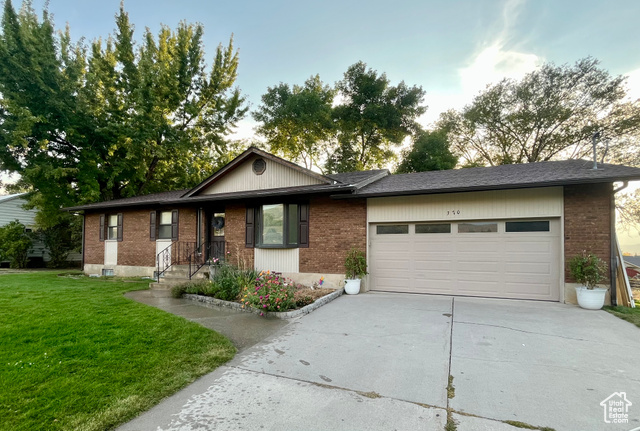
625, 67, 640, 101
459, 45, 541, 95
228, 118, 260, 142
458, 0, 542, 96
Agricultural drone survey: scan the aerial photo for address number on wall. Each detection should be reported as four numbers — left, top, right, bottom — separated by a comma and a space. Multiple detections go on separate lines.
447, 210, 461, 216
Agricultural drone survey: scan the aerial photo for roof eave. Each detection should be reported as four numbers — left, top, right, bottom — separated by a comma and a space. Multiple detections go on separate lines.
64, 184, 357, 211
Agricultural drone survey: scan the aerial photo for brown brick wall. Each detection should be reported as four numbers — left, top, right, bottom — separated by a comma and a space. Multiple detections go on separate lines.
178, 208, 198, 244
83, 208, 198, 268
299, 197, 367, 274
118, 209, 157, 267
84, 212, 104, 264
225, 203, 254, 270
222, 197, 366, 274
564, 183, 612, 283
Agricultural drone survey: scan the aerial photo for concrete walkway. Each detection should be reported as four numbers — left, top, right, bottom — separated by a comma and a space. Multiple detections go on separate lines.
121, 292, 640, 431
125, 290, 288, 351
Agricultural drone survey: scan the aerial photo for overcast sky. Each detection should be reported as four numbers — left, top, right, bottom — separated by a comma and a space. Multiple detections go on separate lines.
6, 0, 640, 251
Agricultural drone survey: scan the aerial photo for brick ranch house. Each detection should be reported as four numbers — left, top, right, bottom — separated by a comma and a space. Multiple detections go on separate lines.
66, 147, 640, 305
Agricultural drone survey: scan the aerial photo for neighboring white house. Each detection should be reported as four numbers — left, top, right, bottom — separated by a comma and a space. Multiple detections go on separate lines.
0, 193, 81, 266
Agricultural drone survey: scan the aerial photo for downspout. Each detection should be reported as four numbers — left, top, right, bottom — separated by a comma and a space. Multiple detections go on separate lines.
610, 181, 629, 306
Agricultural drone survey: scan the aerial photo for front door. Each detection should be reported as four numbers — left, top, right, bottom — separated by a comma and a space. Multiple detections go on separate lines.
209, 211, 226, 262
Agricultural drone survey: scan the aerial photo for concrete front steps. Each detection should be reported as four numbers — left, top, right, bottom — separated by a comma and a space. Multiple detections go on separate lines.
149, 265, 208, 297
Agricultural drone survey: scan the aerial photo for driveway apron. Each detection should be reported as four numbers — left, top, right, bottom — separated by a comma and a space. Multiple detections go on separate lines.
450, 297, 640, 431
120, 292, 640, 431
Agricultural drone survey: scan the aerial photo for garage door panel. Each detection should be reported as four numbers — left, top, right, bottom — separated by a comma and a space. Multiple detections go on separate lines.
504, 262, 551, 275
370, 220, 560, 301
414, 260, 455, 271
456, 281, 504, 295
414, 270, 455, 281
412, 241, 455, 252
374, 276, 411, 291
457, 261, 501, 272
504, 282, 552, 297
455, 240, 500, 253
504, 240, 552, 253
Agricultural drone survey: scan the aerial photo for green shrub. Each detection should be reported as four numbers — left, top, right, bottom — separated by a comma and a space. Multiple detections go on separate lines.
171, 284, 188, 298
42, 219, 80, 268
241, 271, 295, 315
0, 221, 33, 268
568, 252, 608, 289
344, 247, 367, 279
212, 265, 241, 300
171, 280, 213, 298
207, 265, 257, 301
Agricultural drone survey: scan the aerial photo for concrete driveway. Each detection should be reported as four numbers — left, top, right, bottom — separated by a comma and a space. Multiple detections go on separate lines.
119, 293, 640, 431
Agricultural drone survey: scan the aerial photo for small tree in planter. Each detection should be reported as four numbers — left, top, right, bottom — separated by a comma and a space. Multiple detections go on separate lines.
568, 252, 608, 310
344, 248, 367, 295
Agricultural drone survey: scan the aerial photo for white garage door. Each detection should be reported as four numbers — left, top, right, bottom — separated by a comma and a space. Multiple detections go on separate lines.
369, 219, 560, 301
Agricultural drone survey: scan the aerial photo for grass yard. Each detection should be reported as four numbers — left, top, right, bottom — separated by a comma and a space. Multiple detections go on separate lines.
605, 300, 640, 328
0, 272, 236, 431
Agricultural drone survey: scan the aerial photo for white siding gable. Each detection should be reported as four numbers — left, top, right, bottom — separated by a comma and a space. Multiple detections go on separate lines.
201, 155, 324, 195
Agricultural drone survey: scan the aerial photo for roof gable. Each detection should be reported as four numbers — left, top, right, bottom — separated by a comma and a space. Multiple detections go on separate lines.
185, 147, 332, 197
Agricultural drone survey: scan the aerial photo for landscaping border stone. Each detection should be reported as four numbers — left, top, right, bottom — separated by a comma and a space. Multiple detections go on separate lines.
184, 288, 344, 319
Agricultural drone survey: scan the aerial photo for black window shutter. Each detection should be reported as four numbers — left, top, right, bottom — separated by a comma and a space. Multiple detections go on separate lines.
117, 213, 123, 242
245, 207, 255, 248
298, 203, 309, 248
99, 214, 105, 242
149, 211, 156, 241
171, 210, 179, 241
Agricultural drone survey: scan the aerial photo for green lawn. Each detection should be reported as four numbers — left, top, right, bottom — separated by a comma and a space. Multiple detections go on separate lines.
604, 300, 640, 328
0, 272, 236, 431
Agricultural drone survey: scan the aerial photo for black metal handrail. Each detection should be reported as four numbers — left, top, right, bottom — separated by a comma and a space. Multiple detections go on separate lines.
188, 240, 212, 280
156, 241, 199, 282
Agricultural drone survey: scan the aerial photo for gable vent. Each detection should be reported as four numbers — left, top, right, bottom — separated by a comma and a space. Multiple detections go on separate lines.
252, 158, 266, 175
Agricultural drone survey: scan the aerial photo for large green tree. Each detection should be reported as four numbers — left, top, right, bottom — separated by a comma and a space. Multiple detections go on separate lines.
440, 58, 640, 167
327, 62, 426, 172
0, 1, 247, 227
396, 129, 458, 173
253, 75, 335, 172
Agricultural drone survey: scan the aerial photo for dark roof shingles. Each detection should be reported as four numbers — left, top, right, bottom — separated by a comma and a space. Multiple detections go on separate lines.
355, 160, 640, 197
66, 189, 188, 211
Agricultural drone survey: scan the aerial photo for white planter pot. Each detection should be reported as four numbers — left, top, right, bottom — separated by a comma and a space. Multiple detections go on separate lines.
575, 286, 608, 310
344, 278, 361, 295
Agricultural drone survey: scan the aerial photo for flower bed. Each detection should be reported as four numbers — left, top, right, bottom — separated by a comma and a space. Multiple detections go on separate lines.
172, 268, 342, 318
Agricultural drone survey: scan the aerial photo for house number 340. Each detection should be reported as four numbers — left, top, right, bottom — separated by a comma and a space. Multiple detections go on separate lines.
447, 210, 460, 216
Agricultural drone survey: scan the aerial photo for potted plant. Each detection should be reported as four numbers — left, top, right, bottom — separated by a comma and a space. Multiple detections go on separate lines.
344, 247, 367, 295
568, 252, 608, 310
